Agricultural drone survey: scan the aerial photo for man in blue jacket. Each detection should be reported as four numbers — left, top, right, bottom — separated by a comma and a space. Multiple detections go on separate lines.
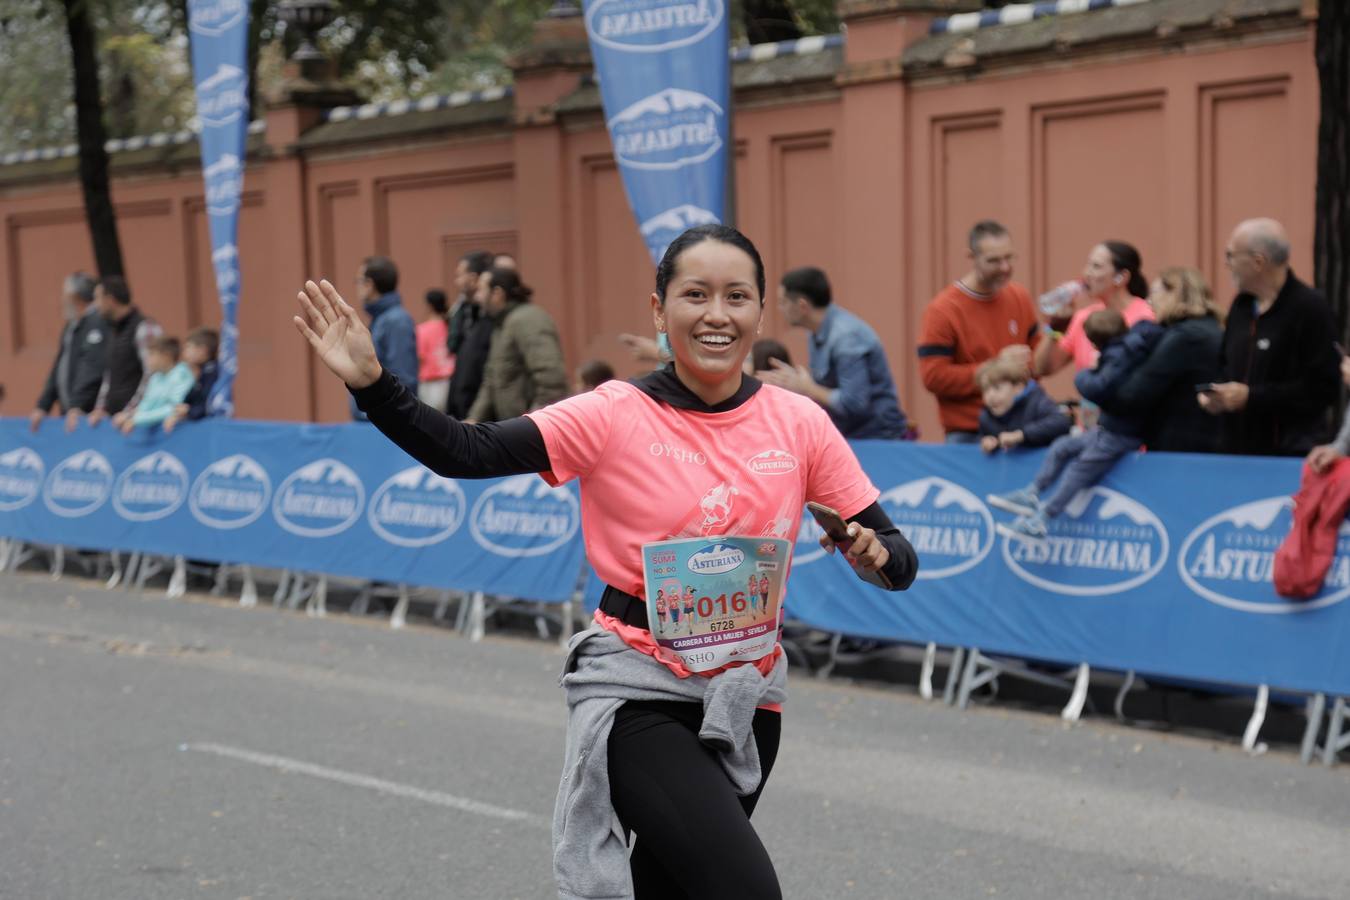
350, 256, 418, 421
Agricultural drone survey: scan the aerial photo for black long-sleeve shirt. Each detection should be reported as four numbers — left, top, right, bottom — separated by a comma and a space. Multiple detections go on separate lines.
352, 366, 918, 591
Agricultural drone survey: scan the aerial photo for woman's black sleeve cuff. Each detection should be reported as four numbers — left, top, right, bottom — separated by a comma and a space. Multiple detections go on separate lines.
847, 501, 919, 591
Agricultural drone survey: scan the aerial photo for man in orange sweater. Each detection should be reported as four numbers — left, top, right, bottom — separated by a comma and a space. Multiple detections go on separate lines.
918, 220, 1040, 443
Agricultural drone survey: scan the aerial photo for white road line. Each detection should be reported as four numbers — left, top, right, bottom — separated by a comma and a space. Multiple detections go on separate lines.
181, 742, 549, 829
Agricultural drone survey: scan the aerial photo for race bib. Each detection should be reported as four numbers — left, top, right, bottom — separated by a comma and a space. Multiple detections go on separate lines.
641, 536, 790, 673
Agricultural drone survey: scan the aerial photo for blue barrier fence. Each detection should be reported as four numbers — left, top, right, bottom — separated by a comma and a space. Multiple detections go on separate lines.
3, 419, 1348, 695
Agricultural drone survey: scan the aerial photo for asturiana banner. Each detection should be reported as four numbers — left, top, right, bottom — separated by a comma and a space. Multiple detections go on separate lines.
583, 0, 731, 263
187, 0, 249, 416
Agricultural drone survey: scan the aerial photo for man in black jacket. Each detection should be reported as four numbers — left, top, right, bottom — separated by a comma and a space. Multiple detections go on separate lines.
1199, 218, 1339, 456
86, 275, 163, 427
446, 266, 497, 419
30, 273, 106, 432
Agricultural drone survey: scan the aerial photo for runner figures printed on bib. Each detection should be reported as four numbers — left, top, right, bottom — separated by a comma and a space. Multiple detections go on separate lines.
642, 536, 789, 673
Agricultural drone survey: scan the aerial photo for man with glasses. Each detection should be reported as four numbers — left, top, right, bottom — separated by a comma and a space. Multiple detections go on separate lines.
1199, 218, 1338, 455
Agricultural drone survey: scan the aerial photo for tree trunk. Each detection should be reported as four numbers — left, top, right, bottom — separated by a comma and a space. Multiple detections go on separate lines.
1316, 2, 1349, 338
61, 0, 124, 278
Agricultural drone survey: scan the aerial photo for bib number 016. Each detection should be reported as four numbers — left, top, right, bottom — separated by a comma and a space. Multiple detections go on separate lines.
697, 591, 749, 618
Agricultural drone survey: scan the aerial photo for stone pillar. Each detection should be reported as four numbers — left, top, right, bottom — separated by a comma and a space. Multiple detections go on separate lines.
507, 4, 592, 368
833, 0, 979, 425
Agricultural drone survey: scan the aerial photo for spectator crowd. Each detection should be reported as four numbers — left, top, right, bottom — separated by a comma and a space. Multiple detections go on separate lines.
27, 214, 1347, 551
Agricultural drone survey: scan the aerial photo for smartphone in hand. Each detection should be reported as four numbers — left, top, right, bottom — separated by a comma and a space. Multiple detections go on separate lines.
1195, 383, 1217, 394
806, 501, 893, 590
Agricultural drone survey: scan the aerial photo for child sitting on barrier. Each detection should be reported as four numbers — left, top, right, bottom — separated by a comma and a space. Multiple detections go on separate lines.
975, 355, 1071, 454
115, 336, 196, 434
988, 308, 1163, 542
163, 327, 220, 433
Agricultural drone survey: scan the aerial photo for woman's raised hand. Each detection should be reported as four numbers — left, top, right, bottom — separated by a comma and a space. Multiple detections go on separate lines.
293, 279, 382, 389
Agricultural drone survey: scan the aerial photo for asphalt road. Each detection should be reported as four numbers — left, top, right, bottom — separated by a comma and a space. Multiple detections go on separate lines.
2, 572, 1347, 900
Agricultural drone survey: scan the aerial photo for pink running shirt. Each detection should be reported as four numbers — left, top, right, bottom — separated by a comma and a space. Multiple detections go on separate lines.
1058, 296, 1155, 371
526, 380, 880, 678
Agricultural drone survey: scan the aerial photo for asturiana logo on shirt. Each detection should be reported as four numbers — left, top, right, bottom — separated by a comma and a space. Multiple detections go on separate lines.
0, 447, 44, 512
190, 454, 271, 529
880, 477, 994, 580
113, 451, 188, 522
272, 458, 365, 538
746, 450, 799, 476
687, 543, 745, 575
470, 474, 579, 558
586, 0, 724, 53
43, 449, 113, 517
1002, 487, 1168, 596
1179, 497, 1350, 613
368, 465, 467, 548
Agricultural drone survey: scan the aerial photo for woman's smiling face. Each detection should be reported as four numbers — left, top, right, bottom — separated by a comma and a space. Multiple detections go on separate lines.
652, 238, 763, 395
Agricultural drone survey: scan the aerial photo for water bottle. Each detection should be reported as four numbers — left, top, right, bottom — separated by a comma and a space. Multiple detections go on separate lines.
1037, 280, 1085, 319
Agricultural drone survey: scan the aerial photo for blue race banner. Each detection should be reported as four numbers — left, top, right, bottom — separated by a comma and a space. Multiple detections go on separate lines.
583, 0, 730, 262
5, 419, 1349, 696
187, 0, 249, 417
0, 419, 584, 601
784, 443, 1350, 697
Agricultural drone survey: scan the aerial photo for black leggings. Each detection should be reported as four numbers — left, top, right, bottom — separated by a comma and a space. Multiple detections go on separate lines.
607, 700, 783, 900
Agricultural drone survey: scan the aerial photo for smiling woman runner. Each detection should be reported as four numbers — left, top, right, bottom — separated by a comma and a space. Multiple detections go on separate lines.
293, 224, 918, 900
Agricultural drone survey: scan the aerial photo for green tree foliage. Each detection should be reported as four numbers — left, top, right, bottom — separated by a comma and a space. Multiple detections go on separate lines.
0, 0, 842, 154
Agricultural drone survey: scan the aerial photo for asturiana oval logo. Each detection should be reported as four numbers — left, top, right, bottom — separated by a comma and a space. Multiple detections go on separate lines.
272, 458, 364, 538
640, 204, 719, 263
586, 0, 725, 53
687, 542, 745, 575
1002, 487, 1168, 596
204, 153, 243, 217
881, 477, 994, 580
1180, 497, 1350, 614
469, 474, 580, 557
113, 451, 188, 522
196, 63, 248, 127
368, 466, 467, 548
0, 447, 44, 512
746, 449, 800, 477
43, 449, 113, 517
188, 0, 247, 36
607, 88, 724, 171
189, 454, 271, 529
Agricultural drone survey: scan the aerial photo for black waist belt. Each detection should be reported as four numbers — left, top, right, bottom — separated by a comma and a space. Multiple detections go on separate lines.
599, 585, 649, 630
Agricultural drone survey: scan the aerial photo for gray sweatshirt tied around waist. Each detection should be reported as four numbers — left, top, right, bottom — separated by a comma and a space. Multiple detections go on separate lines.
552, 626, 788, 900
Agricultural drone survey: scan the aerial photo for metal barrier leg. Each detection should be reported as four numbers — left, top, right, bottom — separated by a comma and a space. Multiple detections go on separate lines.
167, 556, 187, 599
1114, 670, 1137, 722
433, 590, 452, 621
286, 573, 310, 611
466, 591, 487, 642
106, 551, 124, 589
0, 539, 9, 571
956, 648, 983, 710
1061, 663, 1091, 722
534, 602, 551, 640
309, 575, 327, 618
49, 545, 65, 580
123, 552, 143, 591
239, 565, 258, 608
389, 584, 409, 629
1301, 693, 1326, 765
210, 563, 229, 597
559, 597, 575, 649
350, 581, 371, 617
815, 633, 843, 680
919, 642, 937, 701
273, 569, 293, 607
1242, 684, 1270, 755
943, 646, 966, 706
1324, 697, 1347, 766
